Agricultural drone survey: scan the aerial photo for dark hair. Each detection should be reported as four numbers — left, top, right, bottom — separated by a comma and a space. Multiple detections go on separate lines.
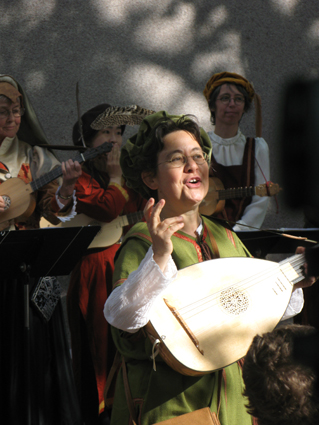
121, 111, 212, 200
243, 325, 319, 425
72, 103, 125, 148
138, 115, 204, 200
208, 83, 252, 125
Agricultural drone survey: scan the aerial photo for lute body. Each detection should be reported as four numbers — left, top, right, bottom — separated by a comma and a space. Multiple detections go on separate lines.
0, 178, 35, 223
40, 210, 144, 249
145, 253, 304, 376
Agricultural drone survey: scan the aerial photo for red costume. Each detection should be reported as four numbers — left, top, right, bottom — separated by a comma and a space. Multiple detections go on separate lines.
67, 170, 146, 419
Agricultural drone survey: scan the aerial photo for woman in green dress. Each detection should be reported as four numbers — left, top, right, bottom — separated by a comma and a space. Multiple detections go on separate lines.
104, 111, 313, 425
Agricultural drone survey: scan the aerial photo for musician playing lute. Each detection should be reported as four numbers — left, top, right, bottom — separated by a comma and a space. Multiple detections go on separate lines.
0, 74, 82, 425
66, 104, 150, 424
0, 77, 81, 229
203, 72, 269, 231
104, 112, 316, 425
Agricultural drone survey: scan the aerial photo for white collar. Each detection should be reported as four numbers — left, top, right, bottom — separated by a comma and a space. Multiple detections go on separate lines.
0, 136, 16, 155
209, 129, 244, 146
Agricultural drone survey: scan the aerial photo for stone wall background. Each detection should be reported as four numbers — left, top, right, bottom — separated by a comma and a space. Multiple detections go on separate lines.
2, 1, 319, 303
2, 0, 319, 229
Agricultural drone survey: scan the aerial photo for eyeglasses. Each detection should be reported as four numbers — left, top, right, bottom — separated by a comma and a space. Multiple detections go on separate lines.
0, 107, 25, 120
157, 151, 208, 168
216, 95, 245, 105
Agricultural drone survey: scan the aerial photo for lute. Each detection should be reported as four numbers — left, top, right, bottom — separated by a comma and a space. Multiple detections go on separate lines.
0, 142, 113, 225
145, 252, 305, 376
40, 210, 144, 249
199, 177, 281, 216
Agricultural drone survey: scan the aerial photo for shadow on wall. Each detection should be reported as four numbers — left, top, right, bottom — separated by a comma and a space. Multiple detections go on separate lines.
0, 0, 318, 226
0, 0, 318, 140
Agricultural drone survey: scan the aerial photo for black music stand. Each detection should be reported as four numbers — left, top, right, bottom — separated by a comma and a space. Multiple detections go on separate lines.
0, 226, 100, 425
236, 228, 319, 257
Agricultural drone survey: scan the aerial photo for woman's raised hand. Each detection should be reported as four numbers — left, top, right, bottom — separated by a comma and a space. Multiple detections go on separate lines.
105, 143, 122, 185
144, 198, 184, 271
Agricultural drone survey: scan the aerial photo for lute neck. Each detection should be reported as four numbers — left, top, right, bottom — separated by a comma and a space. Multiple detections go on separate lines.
279, 252, 306, 286
127, 211, 144, 225
218, 186, 255, 200
30, 164, 63, 192
29, 142, 112, 193
118, 211, 144, 228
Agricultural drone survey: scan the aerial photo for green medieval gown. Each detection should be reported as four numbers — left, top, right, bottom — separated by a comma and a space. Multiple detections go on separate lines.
110, 216, 253, 425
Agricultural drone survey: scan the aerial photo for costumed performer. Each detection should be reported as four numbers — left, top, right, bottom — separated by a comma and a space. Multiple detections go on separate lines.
67, 104, 153, 424
0, 74, 82, 425
202, 71, 270, 231
103, 111, 314, 425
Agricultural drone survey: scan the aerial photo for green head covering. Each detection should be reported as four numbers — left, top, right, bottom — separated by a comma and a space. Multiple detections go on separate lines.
121, 110, 212, 200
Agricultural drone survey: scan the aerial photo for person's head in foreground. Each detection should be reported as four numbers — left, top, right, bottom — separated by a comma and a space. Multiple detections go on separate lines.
243, 324, 319, 425
120, 111, 212, 217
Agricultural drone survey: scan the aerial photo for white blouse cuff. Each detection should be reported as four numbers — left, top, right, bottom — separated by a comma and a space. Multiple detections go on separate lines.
55, 186, 77, 221
103, 246, 177, 332
281, 288, 304, 321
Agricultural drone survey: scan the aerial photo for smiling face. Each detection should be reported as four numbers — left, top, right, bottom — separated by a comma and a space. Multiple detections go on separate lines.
213, 84, 245, 128
0, 97, 21, 144
144, 130, 209, 216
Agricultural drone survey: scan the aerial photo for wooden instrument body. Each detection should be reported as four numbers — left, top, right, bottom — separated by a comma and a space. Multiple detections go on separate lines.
199, 177, 225, 215
41, 215, 124, 249
0, 178, 35, 223
41, 211, 144, 249
146, 256, 297, 376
